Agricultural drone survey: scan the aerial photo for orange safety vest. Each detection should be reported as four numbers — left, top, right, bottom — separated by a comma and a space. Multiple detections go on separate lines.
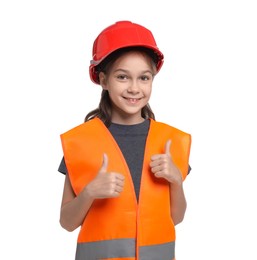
60, 118, 191, 260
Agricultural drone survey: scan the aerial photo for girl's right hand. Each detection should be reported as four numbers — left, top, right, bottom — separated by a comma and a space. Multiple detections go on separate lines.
84, 153, 125, 199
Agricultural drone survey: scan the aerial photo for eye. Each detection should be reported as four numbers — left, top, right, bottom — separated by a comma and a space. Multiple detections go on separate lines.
116, 74, 128, 80
140, 75, 152, 81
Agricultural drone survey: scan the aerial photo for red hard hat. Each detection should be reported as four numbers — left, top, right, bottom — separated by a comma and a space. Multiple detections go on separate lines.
89, 21, 164, 84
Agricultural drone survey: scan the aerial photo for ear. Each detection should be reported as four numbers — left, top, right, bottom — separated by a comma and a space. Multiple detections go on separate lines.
99, 72, 108, 90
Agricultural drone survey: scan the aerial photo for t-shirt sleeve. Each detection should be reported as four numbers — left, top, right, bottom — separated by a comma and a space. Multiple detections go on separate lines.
188, 165, 192, 175
58, 156, 67, 175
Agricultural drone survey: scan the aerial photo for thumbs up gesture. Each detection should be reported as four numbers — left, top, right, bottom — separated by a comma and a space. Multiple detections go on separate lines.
86, 154, 125, 199
150, 140, 182, 185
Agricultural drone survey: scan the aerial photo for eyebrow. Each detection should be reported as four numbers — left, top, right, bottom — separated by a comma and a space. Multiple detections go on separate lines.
113, 69, 154, 75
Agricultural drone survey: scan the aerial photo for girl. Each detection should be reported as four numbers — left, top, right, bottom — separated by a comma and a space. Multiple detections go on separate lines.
58, 20, 191, 260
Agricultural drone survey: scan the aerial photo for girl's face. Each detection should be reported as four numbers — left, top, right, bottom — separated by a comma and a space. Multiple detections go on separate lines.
99, 51, 156, 125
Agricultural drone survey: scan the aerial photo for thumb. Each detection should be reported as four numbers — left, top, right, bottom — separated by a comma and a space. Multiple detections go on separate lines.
165, 139, 171, 156
98, 153, 108, 174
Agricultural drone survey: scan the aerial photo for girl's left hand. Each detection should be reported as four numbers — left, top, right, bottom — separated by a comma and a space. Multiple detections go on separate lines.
150, 140, 182, 185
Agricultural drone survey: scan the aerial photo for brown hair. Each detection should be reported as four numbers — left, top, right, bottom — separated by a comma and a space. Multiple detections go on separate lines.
85, 47, 157, 126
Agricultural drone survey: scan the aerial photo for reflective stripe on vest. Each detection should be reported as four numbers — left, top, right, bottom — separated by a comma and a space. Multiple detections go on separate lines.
61, 118, 191, 260
75, 238, 175, 260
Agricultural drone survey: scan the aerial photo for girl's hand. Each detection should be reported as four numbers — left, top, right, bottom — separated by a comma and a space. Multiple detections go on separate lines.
84, 154, 125, 199
150, 140, 182, 186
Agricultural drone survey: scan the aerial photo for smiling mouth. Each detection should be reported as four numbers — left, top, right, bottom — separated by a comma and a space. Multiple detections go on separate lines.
124, 97, 142, 104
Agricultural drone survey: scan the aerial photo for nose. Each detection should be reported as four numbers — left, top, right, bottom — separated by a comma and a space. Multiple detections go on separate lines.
127, 80, 140, 93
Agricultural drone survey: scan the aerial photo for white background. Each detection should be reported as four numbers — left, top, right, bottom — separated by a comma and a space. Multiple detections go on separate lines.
1, 0, 257, 259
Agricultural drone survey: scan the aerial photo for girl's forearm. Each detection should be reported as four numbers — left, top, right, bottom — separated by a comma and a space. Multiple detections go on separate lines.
170, 182, 187, 225
60, 188, 94, 232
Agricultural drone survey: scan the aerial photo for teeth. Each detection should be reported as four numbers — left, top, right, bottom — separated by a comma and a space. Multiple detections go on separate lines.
128, 98, 138, 103
126, 98, 139, 100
